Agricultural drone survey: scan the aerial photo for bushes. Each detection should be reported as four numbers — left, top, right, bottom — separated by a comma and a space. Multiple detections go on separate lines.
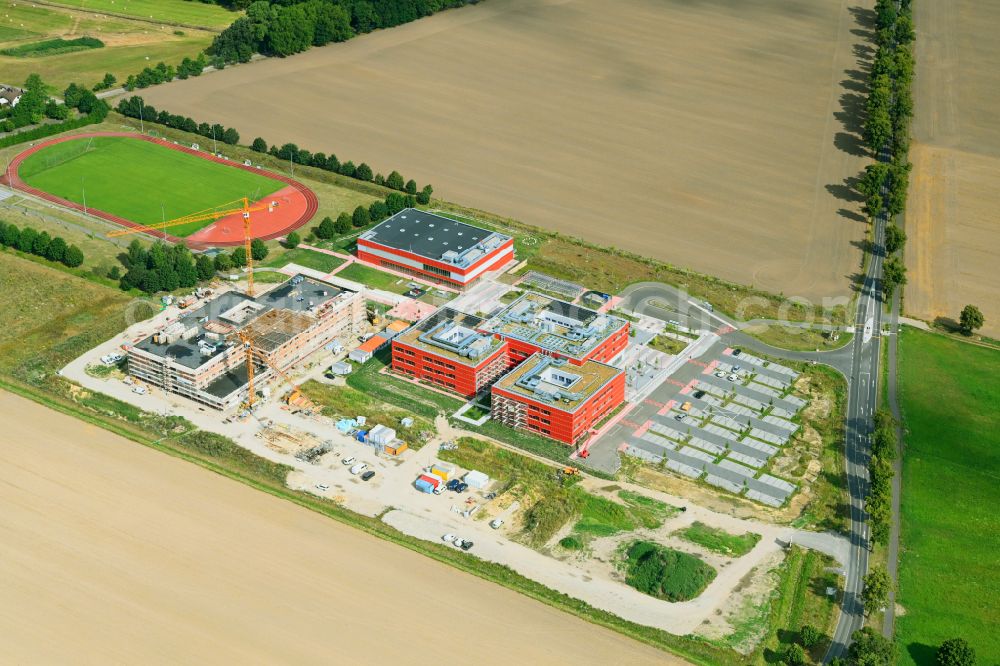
0, 221, 84, 268
118, 240, 201, 294
0, 37, 104, 58
623, 541, 717, 602
866, 410, 898, 544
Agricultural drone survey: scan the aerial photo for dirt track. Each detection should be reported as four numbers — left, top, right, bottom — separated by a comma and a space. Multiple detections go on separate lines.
141, 0, 872, 302
0, 390, 676, 665
906, 0, 1000, 336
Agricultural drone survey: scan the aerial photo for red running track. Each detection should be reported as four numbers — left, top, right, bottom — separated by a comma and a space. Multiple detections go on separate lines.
0, 132, 318, 248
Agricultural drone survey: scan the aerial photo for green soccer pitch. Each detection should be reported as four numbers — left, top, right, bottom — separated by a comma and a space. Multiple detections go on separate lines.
18, 136, 286, 237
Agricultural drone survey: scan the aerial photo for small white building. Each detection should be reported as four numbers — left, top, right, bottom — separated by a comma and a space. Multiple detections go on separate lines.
464, 470, 490, 489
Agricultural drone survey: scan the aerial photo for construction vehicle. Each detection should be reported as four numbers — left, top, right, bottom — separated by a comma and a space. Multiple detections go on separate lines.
366, 306, 382, 326
107, 196, 273, 296
555, 466, 580, 483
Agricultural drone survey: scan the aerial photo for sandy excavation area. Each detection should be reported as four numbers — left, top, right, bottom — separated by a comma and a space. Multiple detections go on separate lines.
0, 391, 675, 665
142, 0, 873, 302
905, 0, 1000, 337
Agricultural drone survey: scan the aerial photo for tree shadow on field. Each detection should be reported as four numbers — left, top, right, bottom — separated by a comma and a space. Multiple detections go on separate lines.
851, 238, 875, 256
841, 77, 868, 93
849, 5, 877, 30
826, 177, 865, 204
842, 209, 868, 224
907, 642, 939, 666
853, 43, 875, 62
851, 28, 875, 42
835, 92, 867, 136
835, 131, 868, 157
844, 68, 870, 83
933, 316, 962, 333
847, 272, 866, 293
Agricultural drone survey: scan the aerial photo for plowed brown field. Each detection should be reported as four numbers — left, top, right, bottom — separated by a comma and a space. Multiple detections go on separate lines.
905, 0, 1000, 337
141, 0, 873, 303
0, 391, 675, 664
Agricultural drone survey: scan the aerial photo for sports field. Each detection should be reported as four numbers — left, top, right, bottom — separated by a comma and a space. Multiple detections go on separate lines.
143, 0, 872, 302
18, 135, 285, 237
906, 0, 1000, 337
896, 327, 1000, 664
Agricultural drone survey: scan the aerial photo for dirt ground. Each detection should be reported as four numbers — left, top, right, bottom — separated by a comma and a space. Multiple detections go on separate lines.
140, 0, 873, 303
0, 390, 674, 665
905, 0, 1000, 337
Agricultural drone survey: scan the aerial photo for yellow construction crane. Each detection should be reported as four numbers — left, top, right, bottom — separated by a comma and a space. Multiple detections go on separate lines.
234, 330, 315, 411
107, 196, 273, 296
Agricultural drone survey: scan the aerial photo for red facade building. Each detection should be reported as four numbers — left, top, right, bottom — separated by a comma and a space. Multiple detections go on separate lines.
492, 354, 626, 445
391, 309, 508, 398
481, 291, 629, 367
357, 209, 514, 288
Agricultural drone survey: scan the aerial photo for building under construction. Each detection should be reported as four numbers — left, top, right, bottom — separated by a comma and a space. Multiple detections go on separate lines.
127, 275, 365, 410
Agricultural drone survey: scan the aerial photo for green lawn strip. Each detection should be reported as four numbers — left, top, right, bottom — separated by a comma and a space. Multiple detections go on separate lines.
678, 521, 761, 557
262, 247, 344, 273
743, 325, 854, 352
299, 379, 432, 449
335, 262, 411, 292
896, 327, 1000, 665
623, 540, 717, 602
41, 0, 236, 29
755, 546, 839, 662
345, 350, 464, 419
649, 334, 689, 355
19, 136, 285, 234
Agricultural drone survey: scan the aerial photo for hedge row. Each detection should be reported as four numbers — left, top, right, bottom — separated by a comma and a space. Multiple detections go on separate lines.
0, 221, 84, 268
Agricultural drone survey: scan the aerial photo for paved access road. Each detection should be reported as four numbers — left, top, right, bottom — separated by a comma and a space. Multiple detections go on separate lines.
619, 273, 884, 661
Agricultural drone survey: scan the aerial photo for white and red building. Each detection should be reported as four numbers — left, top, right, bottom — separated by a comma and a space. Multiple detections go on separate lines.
357, 209, 514, 288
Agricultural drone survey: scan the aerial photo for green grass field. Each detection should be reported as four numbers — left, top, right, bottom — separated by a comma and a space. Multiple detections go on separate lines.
20, 136, 285, 236
42, 0, 236, 29
623, 540, 716, 602
677, 522, 761, 557
0, 2, 221, 90
896, 327, 1000, 665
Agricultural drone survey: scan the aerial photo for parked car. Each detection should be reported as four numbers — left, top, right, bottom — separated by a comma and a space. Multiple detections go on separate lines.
732, 348, 743, 356
459, 539, 473, 551
132, 385, 147, 395
342, 456, 356, 466
693, 390, 706, 399
361, 470, 375, 481
349, 463, 368, 475
442, 533, 457, 543
490, 518, 504, 530
454, 481, 468, 493
727, 374, 738, 382
715, 371, 726, 378
674, 413, 685, 421
446, 479, 461, 491
315, 483, 330, 492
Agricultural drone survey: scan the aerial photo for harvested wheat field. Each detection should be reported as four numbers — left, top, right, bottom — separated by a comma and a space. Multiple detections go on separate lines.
905, 0, 1000, 337
0, 391, 673, 665
142, 0, 874, 302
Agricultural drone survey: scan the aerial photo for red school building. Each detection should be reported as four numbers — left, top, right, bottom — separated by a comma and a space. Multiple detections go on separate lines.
357, 209, 514, 288
491, 354, 625, 445
391, 308, 508, 398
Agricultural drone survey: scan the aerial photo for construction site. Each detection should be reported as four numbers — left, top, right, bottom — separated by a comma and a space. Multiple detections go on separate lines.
128, 275, 365, 411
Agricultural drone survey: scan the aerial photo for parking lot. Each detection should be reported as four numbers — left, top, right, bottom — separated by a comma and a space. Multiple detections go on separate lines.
593, 344, 804, 507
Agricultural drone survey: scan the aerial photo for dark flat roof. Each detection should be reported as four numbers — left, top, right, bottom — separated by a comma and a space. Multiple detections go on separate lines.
134, 275, 349, 369
359, 209, 510, 264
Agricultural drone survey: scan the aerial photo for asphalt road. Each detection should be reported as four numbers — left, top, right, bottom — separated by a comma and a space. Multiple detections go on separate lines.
620, 268, 884, 660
